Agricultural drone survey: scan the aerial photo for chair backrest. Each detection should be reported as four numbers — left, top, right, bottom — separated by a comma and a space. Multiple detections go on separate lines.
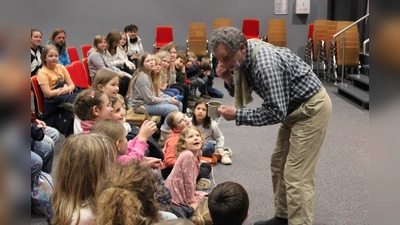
187, 40, 208, 57
242, 18, 260, 39
81, 58, 92, 87
307, 24, 314, 39
31, 75, 44, 116
65, 64, 85, 88
72, 61, 90, 88
81, 44, 92, 58
187, 23, 208, 57
214, 18, 231, 30
67, 46, 80, 63
155, 26, 173, 48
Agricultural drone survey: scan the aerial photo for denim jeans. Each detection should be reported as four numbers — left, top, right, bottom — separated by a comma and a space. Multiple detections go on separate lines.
142, 103, 182, 129
33, 140, 54, 174
202, 141, 215, 157
31, 151, 42, 184
163, 88, 180, 97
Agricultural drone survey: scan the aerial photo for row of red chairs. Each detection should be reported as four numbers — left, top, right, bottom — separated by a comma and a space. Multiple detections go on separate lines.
66, 45, 91, 63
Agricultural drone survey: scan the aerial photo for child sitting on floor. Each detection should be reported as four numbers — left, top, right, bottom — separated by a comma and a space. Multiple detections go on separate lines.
160, 111, 211, 191
191, 98, 232, 165
73, 88, 113, 133
164, 126, 209, 218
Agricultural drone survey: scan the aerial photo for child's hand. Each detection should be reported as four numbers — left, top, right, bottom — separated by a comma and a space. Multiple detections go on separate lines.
186, 61, 193, 68
145, 157, 163, 169
137, 120, 157, 141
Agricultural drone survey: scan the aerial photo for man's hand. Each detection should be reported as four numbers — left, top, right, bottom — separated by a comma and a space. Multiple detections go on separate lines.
218, 105, 237, 121
216, 61, 232, 87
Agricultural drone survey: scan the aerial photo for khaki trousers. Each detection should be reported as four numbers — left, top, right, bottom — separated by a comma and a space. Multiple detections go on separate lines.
271, 87, 332, 225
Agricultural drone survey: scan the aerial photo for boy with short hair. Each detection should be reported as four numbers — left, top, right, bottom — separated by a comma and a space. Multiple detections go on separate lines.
208, 181, 249, 225
198, 57, 224, 98
186, 51, 206, 100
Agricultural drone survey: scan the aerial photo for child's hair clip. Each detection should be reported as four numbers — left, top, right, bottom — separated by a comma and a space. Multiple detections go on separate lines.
91, 90, 95, 98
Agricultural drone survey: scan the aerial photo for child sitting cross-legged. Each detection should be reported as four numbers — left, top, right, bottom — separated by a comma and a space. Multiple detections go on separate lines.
191, 98, 232, 165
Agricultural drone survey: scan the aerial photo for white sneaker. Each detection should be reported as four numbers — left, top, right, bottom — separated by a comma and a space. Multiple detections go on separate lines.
196, 178, 211, 190
224, 147, 233, 156
220, 152, 232, 165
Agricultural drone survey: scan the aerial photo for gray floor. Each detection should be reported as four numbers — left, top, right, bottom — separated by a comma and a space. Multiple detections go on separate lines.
31, 76, 369, 225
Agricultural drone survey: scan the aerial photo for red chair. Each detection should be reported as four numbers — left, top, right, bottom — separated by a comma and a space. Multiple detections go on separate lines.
65, 64, 86, 89
81, 44, 92, 58
67, 46, 80, 63
72, 61, 91, 88
153, 26, 173, 53
242, 18, 260, 40
31, 75, 44, 117
308, 23, 314, 39
81, 58, 92, 87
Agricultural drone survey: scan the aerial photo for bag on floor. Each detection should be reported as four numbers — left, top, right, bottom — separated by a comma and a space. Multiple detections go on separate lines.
31, 171, 54, 221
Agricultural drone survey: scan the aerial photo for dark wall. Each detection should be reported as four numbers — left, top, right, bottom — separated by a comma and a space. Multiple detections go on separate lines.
32, 0, 328, 58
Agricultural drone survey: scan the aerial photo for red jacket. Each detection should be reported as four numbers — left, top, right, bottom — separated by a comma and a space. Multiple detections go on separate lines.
161, 131, 180, 169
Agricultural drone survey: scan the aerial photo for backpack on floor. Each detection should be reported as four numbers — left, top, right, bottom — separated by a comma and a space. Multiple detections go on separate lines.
31, 171, 54, 221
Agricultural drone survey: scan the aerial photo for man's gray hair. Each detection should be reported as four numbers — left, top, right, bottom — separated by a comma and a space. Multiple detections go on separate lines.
210, 26, 247, 54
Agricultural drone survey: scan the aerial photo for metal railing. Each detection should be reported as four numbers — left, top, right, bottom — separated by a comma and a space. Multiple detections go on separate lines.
332, 13, 369, 83
363, 38, 369, 54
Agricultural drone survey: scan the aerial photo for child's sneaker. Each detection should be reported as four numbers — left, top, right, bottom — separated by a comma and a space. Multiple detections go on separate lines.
220, 152, 232, 165
196, 178, 211, 190
224, 147, 233, 156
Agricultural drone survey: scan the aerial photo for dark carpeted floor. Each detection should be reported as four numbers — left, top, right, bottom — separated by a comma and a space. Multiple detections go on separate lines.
32, 76, 369, 225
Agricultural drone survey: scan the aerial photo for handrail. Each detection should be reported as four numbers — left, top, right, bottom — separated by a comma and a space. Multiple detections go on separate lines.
363, 38, 369, 54
331, 13, 369, 83
333, 13, 369, 41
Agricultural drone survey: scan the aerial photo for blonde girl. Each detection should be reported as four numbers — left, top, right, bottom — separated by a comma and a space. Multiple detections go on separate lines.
51, 133, 117, 225
126, 52, 181, 135
154, 52, 180, 97
92, 68, 120, 97
165, 126, 208, 211
73, 88, 113, 133
192, 98, 232, 165
38, 44, 79, 136
159, 43, 189, 113
91, 119, 160, 167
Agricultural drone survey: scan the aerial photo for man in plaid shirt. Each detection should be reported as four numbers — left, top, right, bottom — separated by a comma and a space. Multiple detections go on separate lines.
210, 27, 332, 225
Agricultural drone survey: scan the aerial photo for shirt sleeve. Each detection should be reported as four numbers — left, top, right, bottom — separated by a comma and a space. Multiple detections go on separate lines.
116, 137, 148, 164
236, 51, 287, 126
162, 135, 177, 167
137, 75, 172, 104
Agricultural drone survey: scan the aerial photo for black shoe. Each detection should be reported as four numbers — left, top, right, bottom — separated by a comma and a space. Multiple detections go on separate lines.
254, 217, 288, 225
